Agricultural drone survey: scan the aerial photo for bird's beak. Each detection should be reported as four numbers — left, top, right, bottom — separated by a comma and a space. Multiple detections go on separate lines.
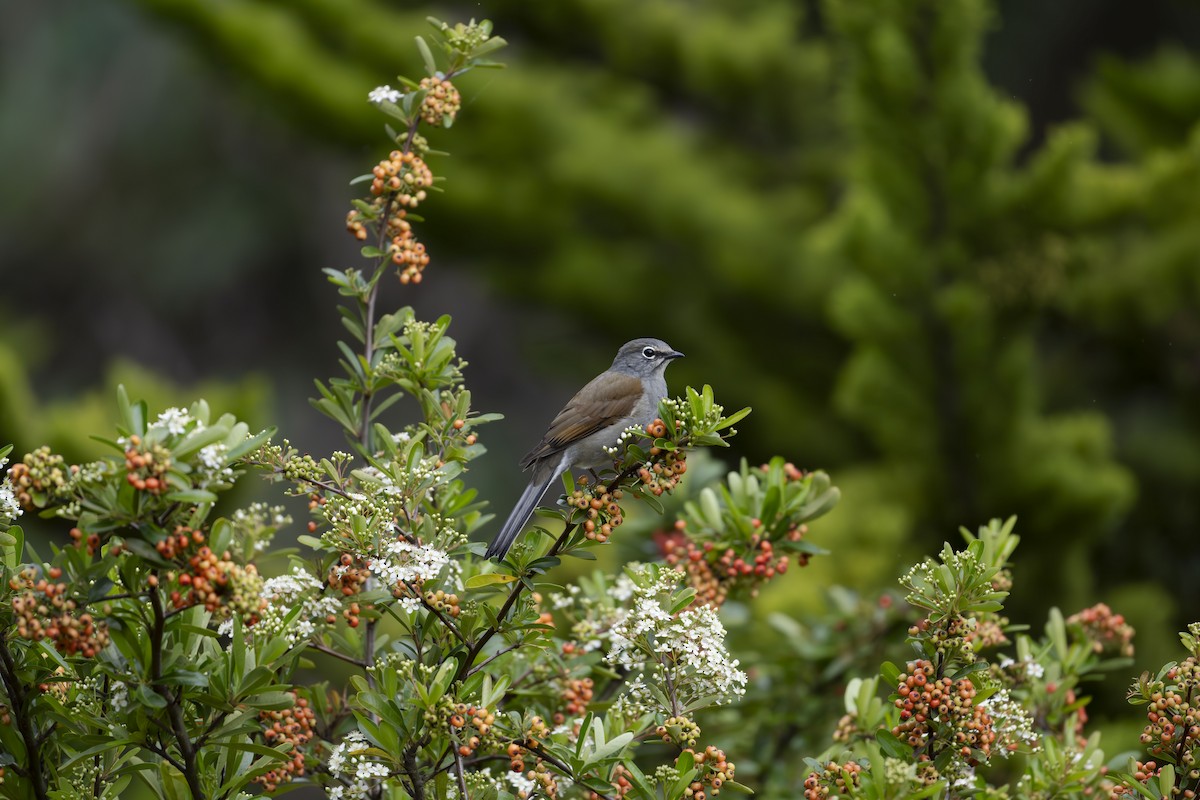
667, 350, 685, 360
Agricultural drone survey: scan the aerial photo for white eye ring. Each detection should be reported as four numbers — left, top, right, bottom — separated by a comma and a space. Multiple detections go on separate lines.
641, 346, 657, 359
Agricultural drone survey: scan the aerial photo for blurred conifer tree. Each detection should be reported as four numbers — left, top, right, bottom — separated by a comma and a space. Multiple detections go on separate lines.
36, 0, 1200, 633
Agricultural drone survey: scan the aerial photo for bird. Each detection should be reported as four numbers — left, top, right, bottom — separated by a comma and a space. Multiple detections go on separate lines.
485, 338, 684, 560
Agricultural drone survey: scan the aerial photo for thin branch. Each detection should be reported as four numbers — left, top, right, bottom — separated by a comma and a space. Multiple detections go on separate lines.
0, 632, 50, 800
141, 737, 188, 775
364, 618, 378, 691
149, 588, 204, 800
467, 641, 521, 678
404, 581, 469, 646
454, 521, 577, 685
520, 740, 614, 800
453, 747, 469, 800
309, 641, 369, 669
403, 745, 426, 800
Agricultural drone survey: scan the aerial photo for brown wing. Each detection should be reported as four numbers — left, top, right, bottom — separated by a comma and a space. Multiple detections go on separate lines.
520, 372, 642, 469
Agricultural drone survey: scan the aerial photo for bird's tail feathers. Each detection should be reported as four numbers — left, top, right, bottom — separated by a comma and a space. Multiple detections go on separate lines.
486, 470, 557, 560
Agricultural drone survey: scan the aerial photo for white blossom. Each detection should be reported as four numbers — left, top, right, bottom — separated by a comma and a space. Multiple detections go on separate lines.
506, 770, 536, 797
606, 567, 747, 712
371, 539, 449, 588
980, 687, 1039, 753
368, 85, 402, 104
261, 567, 323, 604
328, 730, 389, 800
109, 680, 129, 712
608, 573, 635, 602
152, 407, 195, 436
197, 443, 234, 484
255, 568, 339, 646
0, 479, 21, 522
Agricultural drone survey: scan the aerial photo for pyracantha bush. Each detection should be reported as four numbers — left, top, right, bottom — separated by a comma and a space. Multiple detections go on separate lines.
0, 18, 842, 800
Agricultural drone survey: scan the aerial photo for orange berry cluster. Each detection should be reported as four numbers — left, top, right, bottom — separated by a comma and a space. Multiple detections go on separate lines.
329, 554, 370, 596
803, 761, 863, 800
832, 712, 860, 744
7, 446, 68, 510
659, 521, 802, 608
449, 703, 496, 757
1111, 759, 1199, 800
155, 526, 205, 559
678, 745, 736, 799
418, 76, 461, 126
552, 677, 593, 725
638, 434, 686, 496
123, 436, 170, 494
391, 229, 430, 284
345, 201, 410, 243
306, 491, 328, 533
1139, 658, 1200, 772
68, 526, 102, 556
9, 568, 108, 657
257, 694, 316, 792
507, 717, 550, 773
569, 483, 625, 544
892, 660, 996, 758
172, 545, 239, 614
907, 614, 979, 660
425, 589, 462, 618
966, 617, 1009, 649
656, 715, 701, 748
590, 763, 634, 800
528, 761, 560, 799
370, 150, 433, 208
1069, 603, 1135, 657
342, 600, 365, 628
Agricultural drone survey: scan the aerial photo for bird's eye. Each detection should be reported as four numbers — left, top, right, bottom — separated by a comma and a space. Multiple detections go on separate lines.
641, 346, 657, 359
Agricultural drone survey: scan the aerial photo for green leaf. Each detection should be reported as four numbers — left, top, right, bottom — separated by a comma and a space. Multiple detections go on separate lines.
415, 35, 438, 75
465, 572, 519, 589
876, 729, 910, 760
721, 780, 755, 795
163, 489, 219, 505
714, 406, 752, 432
1159, 764, 1176, 798
136, 684, 168, 709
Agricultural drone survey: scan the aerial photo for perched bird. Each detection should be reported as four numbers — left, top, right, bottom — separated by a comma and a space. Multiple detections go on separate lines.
485, 338, 684, 560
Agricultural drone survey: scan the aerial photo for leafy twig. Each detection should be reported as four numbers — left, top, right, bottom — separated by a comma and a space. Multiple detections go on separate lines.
0, 632, 50, 800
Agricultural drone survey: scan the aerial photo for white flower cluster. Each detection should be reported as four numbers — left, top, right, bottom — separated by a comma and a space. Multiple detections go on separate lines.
606, 568, 747, 713
197, 443, 234, 485
980, 687, 1039, 754
506, 770, 537, 797
547, 574, 636, 654
255, 567, 341, 646
372, 539, 450, 589
0, 471, 21, 523
367, 85, 402, 104
151, 407, 200, 437
328, 730, 392, 800
109, 680, 130, 713
232, 502, 291, 552
233, 502, 291, 528
358, 466, 403, 498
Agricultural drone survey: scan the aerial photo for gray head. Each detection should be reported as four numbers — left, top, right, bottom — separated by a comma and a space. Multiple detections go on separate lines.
610, 337, 684, 377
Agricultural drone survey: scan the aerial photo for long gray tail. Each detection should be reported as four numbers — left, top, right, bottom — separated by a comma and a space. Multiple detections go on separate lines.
486, 471, 557, 560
